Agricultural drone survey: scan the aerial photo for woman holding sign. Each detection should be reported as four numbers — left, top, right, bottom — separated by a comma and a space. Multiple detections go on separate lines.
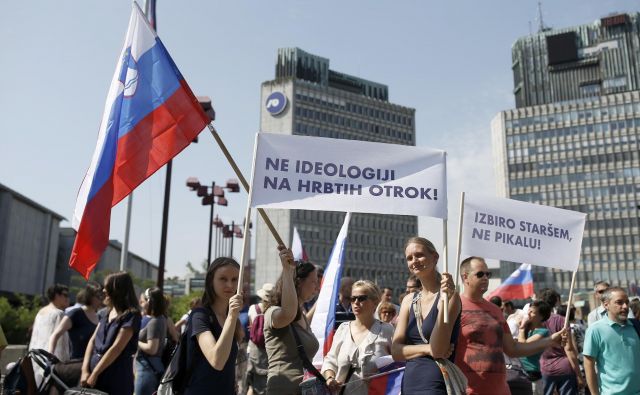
263, 247, 320, 395
391, 237, 463, 395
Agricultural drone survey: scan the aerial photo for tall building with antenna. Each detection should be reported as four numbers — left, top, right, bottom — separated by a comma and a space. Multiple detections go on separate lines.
254, 48, 417, 294
492, 13, 640, 296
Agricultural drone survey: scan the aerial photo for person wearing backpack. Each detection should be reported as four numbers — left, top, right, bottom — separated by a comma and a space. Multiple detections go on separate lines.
184, 257, 244, 395
247, 283, 274, 395
135, 287, 168, 395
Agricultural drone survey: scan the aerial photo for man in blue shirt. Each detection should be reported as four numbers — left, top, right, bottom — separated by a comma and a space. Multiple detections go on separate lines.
583, 287, 640, 395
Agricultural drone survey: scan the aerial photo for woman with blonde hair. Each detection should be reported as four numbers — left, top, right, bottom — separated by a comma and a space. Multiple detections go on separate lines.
391, 236, 462, 395
322, 280, 394, 395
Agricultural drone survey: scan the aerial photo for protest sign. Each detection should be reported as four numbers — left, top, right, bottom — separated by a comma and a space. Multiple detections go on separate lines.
460, 194, 586, 271
248, 133, 447, 219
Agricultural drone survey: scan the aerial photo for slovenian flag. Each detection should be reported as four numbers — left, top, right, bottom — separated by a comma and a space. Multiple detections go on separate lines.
310, 213, 351, 367
70, 3, 209, 278
487, 263, 534, 301
368, 363, 404, 395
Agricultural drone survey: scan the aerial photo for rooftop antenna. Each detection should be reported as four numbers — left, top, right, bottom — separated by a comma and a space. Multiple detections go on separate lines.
537, 1, 547, 32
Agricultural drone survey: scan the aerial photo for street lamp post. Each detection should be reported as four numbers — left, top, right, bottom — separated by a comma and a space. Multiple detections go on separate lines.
187, 177, 239, 266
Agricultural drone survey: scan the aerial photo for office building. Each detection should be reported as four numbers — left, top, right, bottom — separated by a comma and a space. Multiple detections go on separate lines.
0, 183, 63, 297
513, 13, 640, 108
492, 13, 640, 294
255, 48, 417, 294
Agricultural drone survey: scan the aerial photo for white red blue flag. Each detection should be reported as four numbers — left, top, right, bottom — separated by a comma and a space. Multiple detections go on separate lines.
70, 3, 209, 278
291, 226, 309, 261
310, 213, 351, 367
368, 363, 404, 395
487, 263, 534, 301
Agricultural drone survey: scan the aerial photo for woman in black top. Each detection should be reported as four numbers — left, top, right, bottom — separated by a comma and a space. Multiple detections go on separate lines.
49, 282, 103, 359
186, 257, 244, 394
81, 272, 141, 395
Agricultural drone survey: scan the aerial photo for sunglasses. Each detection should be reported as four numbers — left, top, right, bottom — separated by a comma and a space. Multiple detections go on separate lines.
472, 271, 492, 279
596, 289, 607, 294
350, 295, 369, 303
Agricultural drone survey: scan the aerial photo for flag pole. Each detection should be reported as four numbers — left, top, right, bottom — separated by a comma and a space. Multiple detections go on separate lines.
442, 219, 449, 324
143, 0, 169, 289
237, 134, 260, 294
454, 192, 465, 290
119, 193, 133, 271
563, 269, 578, 332
207, 124, 285, 247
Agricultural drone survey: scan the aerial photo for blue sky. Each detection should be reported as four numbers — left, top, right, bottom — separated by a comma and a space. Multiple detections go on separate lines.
0, 1, 636, 278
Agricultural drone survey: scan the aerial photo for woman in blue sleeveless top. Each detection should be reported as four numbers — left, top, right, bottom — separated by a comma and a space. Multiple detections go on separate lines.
392, 237, 461, 395
81, 272, 141, 395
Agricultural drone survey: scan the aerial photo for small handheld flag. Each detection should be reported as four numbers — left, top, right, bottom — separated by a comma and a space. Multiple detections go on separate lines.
70, 3, 209, 278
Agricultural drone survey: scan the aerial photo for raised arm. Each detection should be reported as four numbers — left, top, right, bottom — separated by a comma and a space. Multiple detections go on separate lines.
270, 247, 298, 329
197, 294, 242, 371
429, 273, 461, 359
48, 315, 73, 354
391, 294, 431, 361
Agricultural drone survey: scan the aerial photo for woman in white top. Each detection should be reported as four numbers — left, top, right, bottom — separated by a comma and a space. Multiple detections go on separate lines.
29, 284, 71, 387
322, 280, 394, 395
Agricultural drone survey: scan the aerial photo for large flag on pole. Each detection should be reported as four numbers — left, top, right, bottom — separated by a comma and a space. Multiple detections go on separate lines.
70, 3, 209, 278
487, 263, 534, 301
310, 213, 351, 367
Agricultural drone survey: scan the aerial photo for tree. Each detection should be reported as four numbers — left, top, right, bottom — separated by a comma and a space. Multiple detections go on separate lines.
0, 294, 41, 344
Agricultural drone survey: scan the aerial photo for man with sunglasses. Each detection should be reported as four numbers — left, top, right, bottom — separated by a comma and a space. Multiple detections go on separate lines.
455, 257, 566, 395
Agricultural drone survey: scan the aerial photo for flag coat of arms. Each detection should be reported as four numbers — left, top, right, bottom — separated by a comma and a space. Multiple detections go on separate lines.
70, 4, 209, 278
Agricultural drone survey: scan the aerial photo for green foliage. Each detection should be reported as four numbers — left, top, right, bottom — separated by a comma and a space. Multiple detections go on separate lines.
168, 292, 202, 322
0, 294, 42, 344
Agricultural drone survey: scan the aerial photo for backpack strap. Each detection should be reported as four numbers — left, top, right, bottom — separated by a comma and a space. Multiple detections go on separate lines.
255, 303, 262, 315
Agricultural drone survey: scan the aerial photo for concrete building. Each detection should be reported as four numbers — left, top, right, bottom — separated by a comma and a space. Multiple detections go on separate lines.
0, 183, 64, 297
492, 13, 640, 294
255, 48, 417, 294
513, 13, 640, 108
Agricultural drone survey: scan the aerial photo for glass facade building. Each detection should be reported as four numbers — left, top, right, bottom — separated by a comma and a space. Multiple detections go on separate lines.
254, 48, 417, 294
493, 14, 640, 294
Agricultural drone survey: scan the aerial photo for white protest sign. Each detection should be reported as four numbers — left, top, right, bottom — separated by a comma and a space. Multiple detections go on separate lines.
249, 133, 447, 219
460, 195, 586, 271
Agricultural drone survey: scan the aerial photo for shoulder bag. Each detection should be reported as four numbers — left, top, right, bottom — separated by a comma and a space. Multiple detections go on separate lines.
411, 291, 467, 395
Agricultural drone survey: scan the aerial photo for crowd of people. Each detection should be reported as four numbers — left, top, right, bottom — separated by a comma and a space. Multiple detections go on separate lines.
9, 236, 640, 395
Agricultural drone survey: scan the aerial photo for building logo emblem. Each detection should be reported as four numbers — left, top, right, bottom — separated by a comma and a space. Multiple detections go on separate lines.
265, 92, 287, 115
